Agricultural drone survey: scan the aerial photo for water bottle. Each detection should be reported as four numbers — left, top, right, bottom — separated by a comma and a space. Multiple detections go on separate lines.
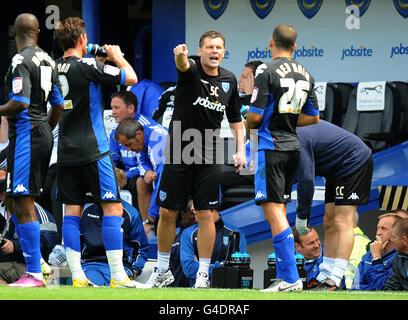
240, 105, 249, 119
263, 252, 277, 289
87, 43, 107, 57
87, 43, 124, 57
295, 252, 307, 286
230, 252, 253, 289
212, 231, 253, 289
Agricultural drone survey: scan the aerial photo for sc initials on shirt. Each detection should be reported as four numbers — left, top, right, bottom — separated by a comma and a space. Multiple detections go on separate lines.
210, 85, 219, 97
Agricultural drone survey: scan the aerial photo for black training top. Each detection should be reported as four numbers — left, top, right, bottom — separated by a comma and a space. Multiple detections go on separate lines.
168, 57, 242, 164
5, 45, 63, 137
55, 56, 125, 166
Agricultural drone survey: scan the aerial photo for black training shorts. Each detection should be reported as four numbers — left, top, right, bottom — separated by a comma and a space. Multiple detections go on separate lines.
254, 149, 300, 204
57, 153, 121, 205
6, 121, 53, 198
156, 163, 221, 211
325, 156, 373, 205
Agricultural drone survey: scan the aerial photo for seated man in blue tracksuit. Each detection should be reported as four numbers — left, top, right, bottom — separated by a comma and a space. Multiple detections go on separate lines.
115, 117, 168, 227
351, 213, 401, 290
180, 211, 247, 288
80, 198, 149, 286
293, 225, 345, 289
295, 120, 373, 290
169, 197, 197, 287
109, 91, 144, 208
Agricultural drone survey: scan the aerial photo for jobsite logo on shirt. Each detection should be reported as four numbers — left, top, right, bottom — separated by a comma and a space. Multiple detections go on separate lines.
193, 96, 226, 113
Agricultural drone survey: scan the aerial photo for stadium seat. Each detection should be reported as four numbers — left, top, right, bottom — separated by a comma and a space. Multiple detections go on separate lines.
315, 82, 334, 124
221, 186, 254, 211
390, 81, 408, 145
220, 137, 254, 210
329, 82, 356, 126
341, 81, 399, 153
315, 82, 355, 127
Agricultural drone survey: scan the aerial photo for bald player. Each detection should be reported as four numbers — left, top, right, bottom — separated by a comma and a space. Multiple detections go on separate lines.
246, 24, 319, 292
0, 13, 64, 287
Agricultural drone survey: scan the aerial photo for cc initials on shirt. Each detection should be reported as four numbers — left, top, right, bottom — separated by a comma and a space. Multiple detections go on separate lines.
336, 186, 345, 197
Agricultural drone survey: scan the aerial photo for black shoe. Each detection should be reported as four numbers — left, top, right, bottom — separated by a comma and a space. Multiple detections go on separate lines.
307, 278, 320, 289
309, 279, 340, 291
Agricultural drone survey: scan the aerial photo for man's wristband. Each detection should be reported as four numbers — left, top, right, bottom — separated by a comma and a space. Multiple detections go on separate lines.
372, 257, 382, 265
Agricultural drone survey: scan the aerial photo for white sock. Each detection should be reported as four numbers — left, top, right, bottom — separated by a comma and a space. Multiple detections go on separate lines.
28, 272, 44, 280
30, 257, 46, 281
316, 256, 335, 282
157, 251, 171, 273
329, 258, 348, 287
65, 248, 86, 281
197, 258, 211, 276
106, 249, 128, 282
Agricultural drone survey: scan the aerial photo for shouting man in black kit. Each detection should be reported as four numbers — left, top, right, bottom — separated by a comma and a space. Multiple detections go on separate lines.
146, 30, 246, 289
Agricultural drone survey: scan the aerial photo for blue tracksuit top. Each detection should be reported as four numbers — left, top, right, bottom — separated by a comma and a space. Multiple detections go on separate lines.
351, 248, 396, 291
303, 250, 324, 284
80, 200, 149, 275
295, 120, 371, 219
169, 226, 191, 287
135, 114, 167, 178
110, 125, 140, 180
110, 114, 166, 180
180, 217, 247, 283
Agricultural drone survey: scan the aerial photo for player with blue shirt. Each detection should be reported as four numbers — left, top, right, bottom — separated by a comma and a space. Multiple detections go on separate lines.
246, 24, 319, 292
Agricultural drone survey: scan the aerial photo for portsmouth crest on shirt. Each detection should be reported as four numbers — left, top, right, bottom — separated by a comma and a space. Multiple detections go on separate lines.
221, 82, 230, 93
159, 190, 167, 201
223, 236, 229, 246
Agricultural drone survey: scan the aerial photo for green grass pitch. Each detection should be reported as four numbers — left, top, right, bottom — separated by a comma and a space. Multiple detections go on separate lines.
1, 286, 408, 300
